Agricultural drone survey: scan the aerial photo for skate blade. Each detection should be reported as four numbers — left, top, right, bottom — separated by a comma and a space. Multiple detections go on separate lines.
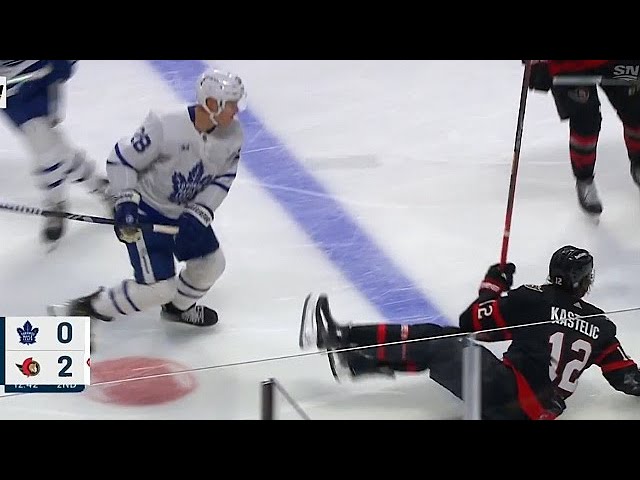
298, 293, 318, 349
326, 348, 341, 383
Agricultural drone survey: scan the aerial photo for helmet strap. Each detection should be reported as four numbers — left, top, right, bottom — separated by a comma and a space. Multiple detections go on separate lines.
202, 101, 220, 127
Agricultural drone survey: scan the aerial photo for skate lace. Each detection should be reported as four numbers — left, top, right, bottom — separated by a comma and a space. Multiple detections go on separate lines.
183, 306, 204, 324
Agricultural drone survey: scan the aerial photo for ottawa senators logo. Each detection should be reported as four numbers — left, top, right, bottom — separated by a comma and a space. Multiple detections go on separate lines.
568, 87, 590, 104
16, 357, 40, 377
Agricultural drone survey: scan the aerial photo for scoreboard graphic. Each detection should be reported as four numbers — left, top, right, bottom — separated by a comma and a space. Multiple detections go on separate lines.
0, 317, 90, 393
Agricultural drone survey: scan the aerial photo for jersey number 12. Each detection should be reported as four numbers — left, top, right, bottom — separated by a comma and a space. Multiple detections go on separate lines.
549, 331, 591, 393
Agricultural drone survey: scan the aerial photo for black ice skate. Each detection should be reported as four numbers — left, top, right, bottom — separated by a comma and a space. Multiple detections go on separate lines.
299, 293, 320, 349
299, 293, 342, 350
161, 302, 219, 327
316, 294, 350, 381
42, 200, 67, 246
299, 293, 351, 381
47, 288, 113, 322
299, 293, 395, 382
47, 289, 113, 352
575, 177, 603, 215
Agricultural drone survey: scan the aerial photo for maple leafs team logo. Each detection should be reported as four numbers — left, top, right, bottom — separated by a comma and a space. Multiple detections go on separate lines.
169, 161, 216, 205
16, 357, 40, 377
17, 320, 39, 345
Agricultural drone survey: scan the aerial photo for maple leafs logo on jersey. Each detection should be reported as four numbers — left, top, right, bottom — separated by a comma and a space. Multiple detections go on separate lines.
169, 160, 216, 205
17, 320, 39, 345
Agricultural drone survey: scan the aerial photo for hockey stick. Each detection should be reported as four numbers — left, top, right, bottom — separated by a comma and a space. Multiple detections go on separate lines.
6, 64, 54, 86
500, 60, 532, 269
0, 201, 179, 235
553, 75, 640, 87
4, 65, 56, 100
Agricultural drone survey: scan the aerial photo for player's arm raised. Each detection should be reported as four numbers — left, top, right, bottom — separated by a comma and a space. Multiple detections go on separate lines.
459, 263, 519, 342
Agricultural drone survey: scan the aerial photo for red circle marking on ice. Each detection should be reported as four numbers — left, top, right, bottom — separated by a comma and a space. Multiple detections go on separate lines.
86, 356, 198, 406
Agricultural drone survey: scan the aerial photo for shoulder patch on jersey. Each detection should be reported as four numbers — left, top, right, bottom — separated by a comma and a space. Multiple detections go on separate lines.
523, 284, 544, 292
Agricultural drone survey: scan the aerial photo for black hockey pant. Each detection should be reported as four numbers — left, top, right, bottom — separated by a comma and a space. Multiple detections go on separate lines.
341, 323, 528, 420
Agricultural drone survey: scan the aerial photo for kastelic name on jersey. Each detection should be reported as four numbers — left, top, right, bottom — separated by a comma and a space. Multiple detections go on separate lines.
550, 306, 599, 339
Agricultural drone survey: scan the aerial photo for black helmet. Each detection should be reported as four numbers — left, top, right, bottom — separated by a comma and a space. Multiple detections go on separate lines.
548, 245, 594, 296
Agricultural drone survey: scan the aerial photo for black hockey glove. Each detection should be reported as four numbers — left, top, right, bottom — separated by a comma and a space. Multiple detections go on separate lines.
527, 61, 553, 92
479, 263, 516, 298
618, 368, 640, 396
114, 190, 141, 244
547, 392, 567, 418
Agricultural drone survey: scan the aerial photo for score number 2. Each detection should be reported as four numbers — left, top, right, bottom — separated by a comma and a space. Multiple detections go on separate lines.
57, 321, 73, 378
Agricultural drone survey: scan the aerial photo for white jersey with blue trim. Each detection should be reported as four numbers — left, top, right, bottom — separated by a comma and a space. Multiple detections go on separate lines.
106, 106, 243, 220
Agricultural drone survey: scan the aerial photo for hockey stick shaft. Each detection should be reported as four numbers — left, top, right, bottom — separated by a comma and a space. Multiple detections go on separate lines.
4, 65, 56, 100
500, 60, 532, 268
5, 64, 54, 86
0, 202, 179, 235
553, 75, 640, 87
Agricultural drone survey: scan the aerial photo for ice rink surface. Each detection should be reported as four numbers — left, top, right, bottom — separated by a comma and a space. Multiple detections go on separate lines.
1, 60, 640, 419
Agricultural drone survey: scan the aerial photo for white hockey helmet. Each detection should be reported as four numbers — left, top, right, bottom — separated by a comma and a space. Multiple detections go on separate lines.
196, 69, 246, 124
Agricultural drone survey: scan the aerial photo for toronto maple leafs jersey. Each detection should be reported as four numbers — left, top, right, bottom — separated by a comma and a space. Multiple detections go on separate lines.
106, 106, 242, 220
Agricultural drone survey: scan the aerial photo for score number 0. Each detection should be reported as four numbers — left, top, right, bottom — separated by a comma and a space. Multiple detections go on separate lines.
57, 321, 74, 378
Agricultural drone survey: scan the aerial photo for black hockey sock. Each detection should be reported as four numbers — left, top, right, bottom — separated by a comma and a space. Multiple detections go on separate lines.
569, 128, 599, 180
346, 323, 445, 345
345, 323, 453, 364
346, 350, 395, 376
624, 124, 640, 161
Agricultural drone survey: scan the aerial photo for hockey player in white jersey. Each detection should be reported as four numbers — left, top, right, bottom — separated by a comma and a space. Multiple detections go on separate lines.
0, 60, 111, 245
49, 69, 246, 342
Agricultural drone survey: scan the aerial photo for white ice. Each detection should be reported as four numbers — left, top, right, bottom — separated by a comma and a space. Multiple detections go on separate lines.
0, 60, 639, 419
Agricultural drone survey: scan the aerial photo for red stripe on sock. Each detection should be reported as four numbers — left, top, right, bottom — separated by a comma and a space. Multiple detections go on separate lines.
570, 150, 596, 168
570, 132, 599, 148
624, 133, 640, 154
377, 324, 387, 361
624, 124, 640, 139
